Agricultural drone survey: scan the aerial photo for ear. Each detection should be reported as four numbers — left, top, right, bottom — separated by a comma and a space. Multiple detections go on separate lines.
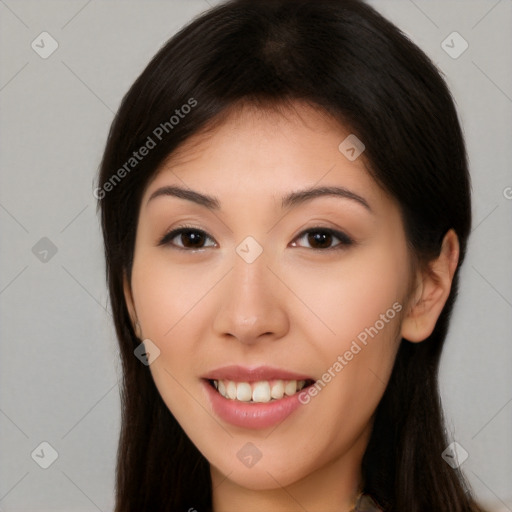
401, 229, 460, 343
123, 272, 138, 329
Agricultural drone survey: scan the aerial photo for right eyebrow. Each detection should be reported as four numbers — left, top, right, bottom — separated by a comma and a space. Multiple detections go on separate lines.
146, 185, 220, 210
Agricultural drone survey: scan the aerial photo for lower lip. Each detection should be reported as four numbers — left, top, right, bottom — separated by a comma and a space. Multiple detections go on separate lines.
202, 380, 306, 430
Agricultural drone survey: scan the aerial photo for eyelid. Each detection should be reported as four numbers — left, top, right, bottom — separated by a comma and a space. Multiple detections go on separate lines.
157, 224, 217, 249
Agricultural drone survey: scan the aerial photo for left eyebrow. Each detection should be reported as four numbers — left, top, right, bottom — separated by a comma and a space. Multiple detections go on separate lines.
281, 185, 372, 212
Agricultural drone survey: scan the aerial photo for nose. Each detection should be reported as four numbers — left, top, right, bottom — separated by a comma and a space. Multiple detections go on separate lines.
212, 248, 289, 345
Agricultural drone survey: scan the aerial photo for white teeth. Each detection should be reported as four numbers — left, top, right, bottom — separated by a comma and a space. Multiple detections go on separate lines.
252, 381, 271, 402
236, 382, 252, 402
270, 380, 284, 399
212, 378, 308, 402
284, 380, 297, 396
226, 380, 237, 400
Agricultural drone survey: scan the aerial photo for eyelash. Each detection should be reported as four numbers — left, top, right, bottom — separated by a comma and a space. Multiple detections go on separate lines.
157, 224, 354, 252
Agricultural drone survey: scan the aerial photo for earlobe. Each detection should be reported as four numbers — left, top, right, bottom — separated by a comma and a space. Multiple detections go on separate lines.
401, 229, 460, 343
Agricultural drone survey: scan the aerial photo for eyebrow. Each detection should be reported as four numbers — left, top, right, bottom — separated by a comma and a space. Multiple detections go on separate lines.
281, 185, 371, 212
147, 185, 372, 212
147, 185, 220, 210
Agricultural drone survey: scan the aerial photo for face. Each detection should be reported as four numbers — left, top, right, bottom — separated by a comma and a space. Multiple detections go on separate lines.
125, 102, 413, 497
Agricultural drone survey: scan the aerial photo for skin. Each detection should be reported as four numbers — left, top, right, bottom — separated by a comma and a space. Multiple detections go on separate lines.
124, 101, 459, 512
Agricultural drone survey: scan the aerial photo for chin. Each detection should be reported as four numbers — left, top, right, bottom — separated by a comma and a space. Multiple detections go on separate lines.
213, 459, 302, 491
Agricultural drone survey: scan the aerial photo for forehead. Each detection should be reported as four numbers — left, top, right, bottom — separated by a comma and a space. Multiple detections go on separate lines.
143, 100, 390, 213
159, 101, 358, 166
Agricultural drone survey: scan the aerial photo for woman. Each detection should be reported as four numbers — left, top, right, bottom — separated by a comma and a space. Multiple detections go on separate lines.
96, 0, 485, 510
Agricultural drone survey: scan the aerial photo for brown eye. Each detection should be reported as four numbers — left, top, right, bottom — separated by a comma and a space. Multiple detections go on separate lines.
292, 228, 353, 251
158, 227, 216, 250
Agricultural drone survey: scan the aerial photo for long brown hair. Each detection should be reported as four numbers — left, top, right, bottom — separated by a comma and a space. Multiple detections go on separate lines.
97, 0, 483, 510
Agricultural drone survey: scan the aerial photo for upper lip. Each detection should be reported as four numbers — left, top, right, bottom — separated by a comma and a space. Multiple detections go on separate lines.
202, 365, 314, 382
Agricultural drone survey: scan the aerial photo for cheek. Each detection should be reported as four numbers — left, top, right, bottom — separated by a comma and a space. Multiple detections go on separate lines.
129, 251, 220, 411
283, 243, 407, 418
284, 246, 408, 354
130, 255, 212, 431
131, 251, 221, 341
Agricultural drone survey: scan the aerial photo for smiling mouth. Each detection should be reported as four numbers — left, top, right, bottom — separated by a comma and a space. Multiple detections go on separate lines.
208, 378, 315, 403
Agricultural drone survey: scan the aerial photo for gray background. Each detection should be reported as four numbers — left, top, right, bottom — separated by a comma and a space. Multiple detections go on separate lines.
0, 0, 510, 510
